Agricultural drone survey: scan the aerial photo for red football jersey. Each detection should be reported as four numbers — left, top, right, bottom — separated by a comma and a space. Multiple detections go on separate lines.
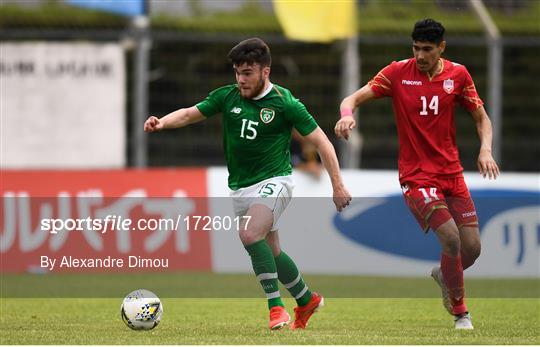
368, 58, 483, 183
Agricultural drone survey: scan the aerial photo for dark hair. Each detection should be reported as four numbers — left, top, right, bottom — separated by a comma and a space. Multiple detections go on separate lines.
411, 19, 445, 44
227, 38, 271, 67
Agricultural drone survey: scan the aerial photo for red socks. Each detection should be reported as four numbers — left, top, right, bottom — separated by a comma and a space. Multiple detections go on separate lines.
441, 253, 467, 315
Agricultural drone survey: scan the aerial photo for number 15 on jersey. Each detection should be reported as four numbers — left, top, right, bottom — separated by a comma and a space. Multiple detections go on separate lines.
240, 119, 259, 140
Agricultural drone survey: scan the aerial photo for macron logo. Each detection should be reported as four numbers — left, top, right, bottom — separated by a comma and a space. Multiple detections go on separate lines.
462, 211, 477, 218
402, 80, 422, 86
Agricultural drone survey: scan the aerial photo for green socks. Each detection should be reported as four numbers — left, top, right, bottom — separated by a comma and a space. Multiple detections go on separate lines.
245, 241, 312, 308
244, 240, 284, 309
274, 251, 312, 306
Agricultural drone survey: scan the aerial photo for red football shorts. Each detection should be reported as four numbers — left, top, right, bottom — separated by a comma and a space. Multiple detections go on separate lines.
401, 174, 479, 232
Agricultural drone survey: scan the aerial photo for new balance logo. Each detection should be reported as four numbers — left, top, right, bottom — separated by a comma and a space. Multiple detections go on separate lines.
231, 107, 242, 114
402, 80, 422, 86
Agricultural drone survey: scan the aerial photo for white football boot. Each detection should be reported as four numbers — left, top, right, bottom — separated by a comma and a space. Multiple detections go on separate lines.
430, 266, 453, 315
454, 312, 474, 330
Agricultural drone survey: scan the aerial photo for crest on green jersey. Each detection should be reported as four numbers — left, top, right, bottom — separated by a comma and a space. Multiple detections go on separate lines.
259, 108, 275, 124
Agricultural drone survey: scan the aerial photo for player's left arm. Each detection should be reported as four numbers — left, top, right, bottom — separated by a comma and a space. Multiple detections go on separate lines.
470, 106, 500, 179
302, 127, 352, 211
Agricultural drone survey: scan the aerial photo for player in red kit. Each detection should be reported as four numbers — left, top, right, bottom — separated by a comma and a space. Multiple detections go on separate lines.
335, 19, 499, 329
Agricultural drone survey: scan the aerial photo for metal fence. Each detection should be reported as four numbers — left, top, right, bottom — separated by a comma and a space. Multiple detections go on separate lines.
1, 1, 539, 172
141, 33, 539, 172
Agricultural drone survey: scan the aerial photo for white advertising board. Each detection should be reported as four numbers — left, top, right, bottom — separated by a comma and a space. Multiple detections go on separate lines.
1, 42, 125, 168
209, 168, 539, 278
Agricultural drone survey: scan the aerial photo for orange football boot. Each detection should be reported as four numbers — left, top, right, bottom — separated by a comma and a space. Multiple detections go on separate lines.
291, 292, 324, 329
268, 306, 290, 330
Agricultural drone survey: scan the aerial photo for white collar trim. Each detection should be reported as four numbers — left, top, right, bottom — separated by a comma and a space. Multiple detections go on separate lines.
252, 82, 273, 100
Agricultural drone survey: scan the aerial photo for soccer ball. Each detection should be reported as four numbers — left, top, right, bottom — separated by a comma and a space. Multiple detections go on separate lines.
120, 289, 163, 330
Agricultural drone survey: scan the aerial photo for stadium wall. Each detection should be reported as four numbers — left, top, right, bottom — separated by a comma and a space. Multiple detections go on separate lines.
0, 42, 126, 168
1, 168, 538, 277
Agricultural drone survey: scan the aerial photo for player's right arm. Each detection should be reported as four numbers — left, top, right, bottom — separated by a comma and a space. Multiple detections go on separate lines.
144, 106, 205, 132
334, 85, 376, 140
335, 62, 395, 140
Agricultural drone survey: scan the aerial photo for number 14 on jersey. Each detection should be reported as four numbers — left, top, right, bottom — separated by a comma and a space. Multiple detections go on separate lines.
420, 95, 439, 116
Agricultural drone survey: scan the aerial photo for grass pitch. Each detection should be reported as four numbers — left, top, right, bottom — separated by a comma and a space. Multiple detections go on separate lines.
1, 273, 539, 344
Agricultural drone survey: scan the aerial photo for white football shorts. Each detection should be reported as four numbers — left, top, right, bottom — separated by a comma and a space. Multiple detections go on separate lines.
229, 175, 294, 230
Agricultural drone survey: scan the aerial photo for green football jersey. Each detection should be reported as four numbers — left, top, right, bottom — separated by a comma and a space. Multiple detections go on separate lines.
196, 83, 318, 190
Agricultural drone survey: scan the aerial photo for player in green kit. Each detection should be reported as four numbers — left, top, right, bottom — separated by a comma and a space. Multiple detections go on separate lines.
144, 38, 351, 330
